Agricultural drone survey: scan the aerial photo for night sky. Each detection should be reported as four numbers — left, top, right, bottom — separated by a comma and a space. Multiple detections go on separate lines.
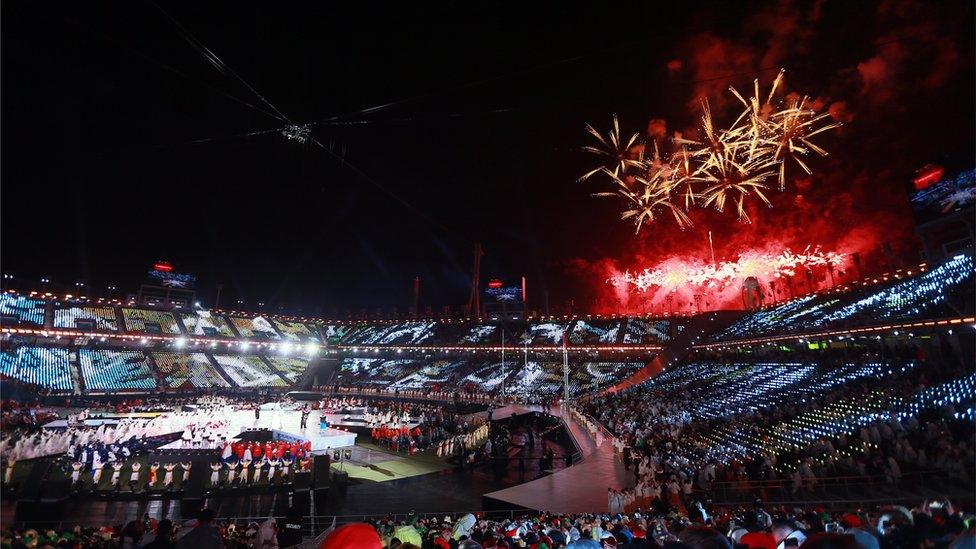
2, 1, 973, 315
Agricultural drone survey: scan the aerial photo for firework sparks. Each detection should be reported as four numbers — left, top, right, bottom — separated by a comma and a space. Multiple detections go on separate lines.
768, 96, 841, 190
609, 246, 847, 292
580, 69, 839, 231
594, 169, 693, 233
579, 114, 642, 181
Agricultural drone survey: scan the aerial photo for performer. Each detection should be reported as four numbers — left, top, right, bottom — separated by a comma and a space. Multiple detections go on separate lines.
163, 462, 176, 489
300, 407, 310, 429
226, 459, 238, 485
148, 462, 160, 488
70, 460, 83, 486
209, 462, 221, 486
92, 460, 104, 486
4, 457, 15, 484
280, 456, 291, 482
129, 461, 142, 489
110, 461, 123, 490
267, 457, 279, 484
241, 458, 252, 484
254, 406, 261, 422
181, 461, 192, 484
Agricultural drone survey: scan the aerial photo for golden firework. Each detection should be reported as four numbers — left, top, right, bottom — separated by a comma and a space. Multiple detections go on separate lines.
579, 69, 838, 232
579, 114, 643, 181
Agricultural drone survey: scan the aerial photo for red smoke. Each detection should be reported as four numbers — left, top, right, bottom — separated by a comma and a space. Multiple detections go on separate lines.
566, 0, 971, 314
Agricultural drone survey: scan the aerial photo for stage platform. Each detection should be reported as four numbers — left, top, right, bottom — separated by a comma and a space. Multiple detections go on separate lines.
319, 407, 421, 431
482, 404, 631, 513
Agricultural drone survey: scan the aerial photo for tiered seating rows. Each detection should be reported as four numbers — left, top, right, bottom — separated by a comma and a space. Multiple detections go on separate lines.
714, 254, 974, 341
0, 293, 46, 326
0, 346, 74, 391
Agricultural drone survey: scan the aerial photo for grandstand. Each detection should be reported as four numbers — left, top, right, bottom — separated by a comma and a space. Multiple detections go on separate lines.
0, 293, 46, 327
179, 310, 235, 337
211, 354, 288, 387
263, 355, 312, 383
226, 315, 281, 340
270, 318, 319, 342
622, 318, 674, 344
518, 322, 567, 344
53, 303, 119, 331
78, 349, 155, 391
151, 351, 231, 389
0, 346, 74, 391
341, 321, 436, 345
712, 254, 974, 342
121, 307, 181, 334
0, 258, 969, 399
568, 319, 622, 344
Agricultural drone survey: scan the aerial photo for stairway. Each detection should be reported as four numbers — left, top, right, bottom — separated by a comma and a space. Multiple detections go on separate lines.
205, 353, 238, 387
70, 349, 84, 395
294, 357, 340, 390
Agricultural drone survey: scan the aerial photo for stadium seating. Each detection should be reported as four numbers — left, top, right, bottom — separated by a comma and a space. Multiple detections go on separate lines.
212, 354, 287, 387
226, 315, 281, 340
121, 307, 181, 334
320, 323, 351, 344
53, 304, 119, 331
459, 323, 498, 344
568, 319, 623, 344
263, 356, 312, 383
622, 318, 674, 344
270, 318, 320, 342
341, 321, 437, 345
151, 351, 230, 389
713, 254, 974, 341
584, 345, 975, 474
519, 322, 568, 345
0, 346, 74, 391
336, 354, 646, 397
78, 349, 155, 390
180, 311, 235, 337
0, 293, 46, 326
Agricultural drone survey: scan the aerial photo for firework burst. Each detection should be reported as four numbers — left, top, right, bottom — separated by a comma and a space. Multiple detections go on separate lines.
580, 69, 839, 231
579, 114, 642, 181
594, 169, 693, 233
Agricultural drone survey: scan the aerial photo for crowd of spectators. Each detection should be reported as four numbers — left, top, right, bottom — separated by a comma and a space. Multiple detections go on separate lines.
714, 254, 974, 342
579, 336, 975, 511
4, 500, 973, 548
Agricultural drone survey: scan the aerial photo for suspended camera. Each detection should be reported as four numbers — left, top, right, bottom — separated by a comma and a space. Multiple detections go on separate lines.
281, 124, 311, 144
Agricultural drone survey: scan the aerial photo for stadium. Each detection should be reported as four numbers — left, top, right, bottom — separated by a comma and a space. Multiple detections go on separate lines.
2, 2, 975, 549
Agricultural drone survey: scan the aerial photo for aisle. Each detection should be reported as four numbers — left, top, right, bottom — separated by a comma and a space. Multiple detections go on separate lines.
483, 405, 630, 513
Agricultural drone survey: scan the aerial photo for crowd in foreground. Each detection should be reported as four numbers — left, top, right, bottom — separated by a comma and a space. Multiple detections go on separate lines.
1, 497, 974, 548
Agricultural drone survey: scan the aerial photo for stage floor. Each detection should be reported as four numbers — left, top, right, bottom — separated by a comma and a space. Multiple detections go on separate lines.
182, 406, 359, 454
